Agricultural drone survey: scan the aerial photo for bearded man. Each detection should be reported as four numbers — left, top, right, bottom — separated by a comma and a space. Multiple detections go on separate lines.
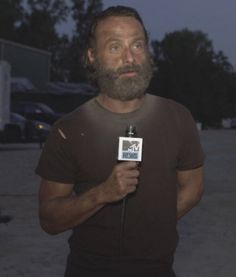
36, 6, 204, 277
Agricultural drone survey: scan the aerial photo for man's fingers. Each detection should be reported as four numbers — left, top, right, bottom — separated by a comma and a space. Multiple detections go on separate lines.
116, 169, 139, 179
102, 161, 140, 203
115, 162, 140, 178
117, 161, 138, 170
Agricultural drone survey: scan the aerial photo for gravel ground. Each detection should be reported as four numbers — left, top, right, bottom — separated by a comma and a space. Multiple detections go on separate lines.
0, 130, 236, 277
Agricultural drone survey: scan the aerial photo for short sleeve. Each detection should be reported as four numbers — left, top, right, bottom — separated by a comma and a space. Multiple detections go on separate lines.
35, 123, 77, 184
176, 108, 205, 171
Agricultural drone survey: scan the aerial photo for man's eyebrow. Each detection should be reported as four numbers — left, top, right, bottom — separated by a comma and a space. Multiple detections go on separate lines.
103, 34, 146, 45
102, 33, 124, 43
104, 37, 122, 44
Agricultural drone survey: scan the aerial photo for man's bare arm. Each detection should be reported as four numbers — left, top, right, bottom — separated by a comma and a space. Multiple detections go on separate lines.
177, 166, 204, 220
38, 180, 105, 234
38, 162, 139, 234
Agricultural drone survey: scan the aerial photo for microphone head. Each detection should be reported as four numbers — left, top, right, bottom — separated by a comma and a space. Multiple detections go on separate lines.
125, 125, 137, 137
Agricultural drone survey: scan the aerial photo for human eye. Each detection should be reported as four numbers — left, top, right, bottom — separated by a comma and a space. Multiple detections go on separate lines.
132, 40, 145, 52
109, 43, 122, 53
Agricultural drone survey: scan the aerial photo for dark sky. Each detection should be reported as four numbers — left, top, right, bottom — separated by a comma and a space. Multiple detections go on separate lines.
60, 0, 236, 68
103, 0, 236, 67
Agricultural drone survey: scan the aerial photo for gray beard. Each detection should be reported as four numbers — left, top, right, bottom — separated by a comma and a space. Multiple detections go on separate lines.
92, 58, 153, 101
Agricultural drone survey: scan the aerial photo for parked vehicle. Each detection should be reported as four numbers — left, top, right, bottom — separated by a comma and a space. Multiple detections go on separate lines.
0, 62, 51, 144
11, 101, 63, 124
231, 118, 236, 129
10, 112, 51, 142
0, 122, 23, 143
222, 117, 236, 129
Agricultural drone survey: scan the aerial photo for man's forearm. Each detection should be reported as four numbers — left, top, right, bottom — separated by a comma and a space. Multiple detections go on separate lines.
39, 162, 139, 234
39, 186, 105, 234
176, 167, 204, 220
177, 188, 202, 219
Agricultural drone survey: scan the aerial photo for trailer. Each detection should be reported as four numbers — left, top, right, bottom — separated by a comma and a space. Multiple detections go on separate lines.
0, 61, 22, 142
0, 61, 10, 131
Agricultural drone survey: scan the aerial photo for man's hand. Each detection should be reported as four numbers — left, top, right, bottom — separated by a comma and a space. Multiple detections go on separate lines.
100, 162, 140, 203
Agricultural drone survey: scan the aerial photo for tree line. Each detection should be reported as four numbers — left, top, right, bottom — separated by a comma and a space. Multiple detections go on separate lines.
1, 0, 236, 126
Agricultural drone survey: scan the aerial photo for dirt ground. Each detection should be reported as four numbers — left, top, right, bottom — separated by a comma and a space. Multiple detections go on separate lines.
0, 130, 236, 277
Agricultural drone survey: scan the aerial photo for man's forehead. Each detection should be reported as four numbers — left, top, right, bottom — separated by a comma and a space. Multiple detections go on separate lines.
95, 16, 146, 40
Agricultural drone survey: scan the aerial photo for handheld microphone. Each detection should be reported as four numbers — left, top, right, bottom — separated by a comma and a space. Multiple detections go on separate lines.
117, 125, 143, 255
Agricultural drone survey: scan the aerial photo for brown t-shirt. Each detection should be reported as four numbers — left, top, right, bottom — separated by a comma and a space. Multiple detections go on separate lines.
36, 94, 204, 268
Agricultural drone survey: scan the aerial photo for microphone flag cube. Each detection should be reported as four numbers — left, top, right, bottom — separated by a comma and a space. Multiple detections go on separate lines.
118, 137, 143, 162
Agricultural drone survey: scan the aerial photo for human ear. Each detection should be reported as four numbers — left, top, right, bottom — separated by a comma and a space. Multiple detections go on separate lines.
87, 48, 95, 64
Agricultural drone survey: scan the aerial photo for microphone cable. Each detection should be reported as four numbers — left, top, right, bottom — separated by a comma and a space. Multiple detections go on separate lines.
119, 125, 137, 256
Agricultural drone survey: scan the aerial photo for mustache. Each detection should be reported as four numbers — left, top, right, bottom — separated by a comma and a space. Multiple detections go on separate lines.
116, 64, 141, 75
103, 64, 142, 80
94, 61, 150, 81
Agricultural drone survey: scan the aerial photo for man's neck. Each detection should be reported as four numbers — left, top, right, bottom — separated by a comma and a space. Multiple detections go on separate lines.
96, 94, 145, 114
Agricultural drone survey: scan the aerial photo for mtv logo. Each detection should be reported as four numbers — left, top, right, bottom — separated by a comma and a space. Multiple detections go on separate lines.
118, 137, 143, 161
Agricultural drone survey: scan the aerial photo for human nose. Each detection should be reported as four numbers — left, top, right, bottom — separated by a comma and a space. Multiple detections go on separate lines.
122, 47, 135, 64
